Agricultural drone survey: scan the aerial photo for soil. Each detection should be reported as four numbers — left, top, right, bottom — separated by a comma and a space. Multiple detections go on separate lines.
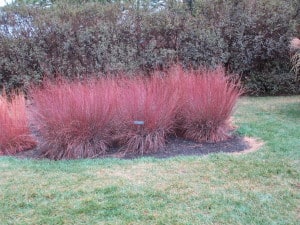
12, 135, 262, 160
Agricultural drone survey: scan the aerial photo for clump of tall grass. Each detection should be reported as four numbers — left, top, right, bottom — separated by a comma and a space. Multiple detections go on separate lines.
29, 78, 118, 159
0, 91, 36, 155
175, 66, 242, 142
114, 75, 180, 154
27, 65, 242, 159
290, 37, 300, 81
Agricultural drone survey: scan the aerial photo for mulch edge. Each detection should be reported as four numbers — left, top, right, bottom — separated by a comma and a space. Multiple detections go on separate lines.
5, 135, 264, 161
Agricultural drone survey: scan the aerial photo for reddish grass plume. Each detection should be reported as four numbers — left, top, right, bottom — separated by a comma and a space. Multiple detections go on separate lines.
114, 74, 180, 155
27, 65, 242, 159
29, 78, 118, 159
0, 92, 36, 155
175, 66, 243, 142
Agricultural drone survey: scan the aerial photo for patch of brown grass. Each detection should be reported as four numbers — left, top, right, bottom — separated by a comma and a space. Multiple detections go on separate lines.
231, 137, 264, 155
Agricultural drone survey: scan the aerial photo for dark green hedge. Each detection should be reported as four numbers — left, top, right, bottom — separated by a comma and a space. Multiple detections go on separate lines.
0, 0, 299, 95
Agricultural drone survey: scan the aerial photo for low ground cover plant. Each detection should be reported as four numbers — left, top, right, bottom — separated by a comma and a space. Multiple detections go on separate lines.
0, 92, 36, 155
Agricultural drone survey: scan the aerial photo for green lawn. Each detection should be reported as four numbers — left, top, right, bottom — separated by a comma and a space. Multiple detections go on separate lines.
0, 96, 299, 225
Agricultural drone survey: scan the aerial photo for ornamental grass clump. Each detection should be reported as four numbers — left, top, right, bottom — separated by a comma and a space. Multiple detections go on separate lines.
177, 67, 242, 142
115, 75, 180, 155
29, 78, 118, 159
290, 38, 300, 81
0, 92, 36, 155
26, 65, 242, 159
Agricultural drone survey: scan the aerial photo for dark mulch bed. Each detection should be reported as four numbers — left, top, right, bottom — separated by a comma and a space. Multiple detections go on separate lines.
13, 135, 249, 160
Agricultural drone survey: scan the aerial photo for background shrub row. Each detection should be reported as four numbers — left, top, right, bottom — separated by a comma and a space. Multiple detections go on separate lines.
0, 0, 299, 95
